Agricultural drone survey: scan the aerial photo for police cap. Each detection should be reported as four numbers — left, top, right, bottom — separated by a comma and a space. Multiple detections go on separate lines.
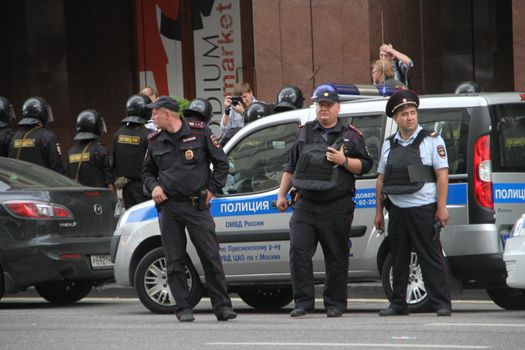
311, 84, 339, 103
146, 96, 179, 112
385, 89, 419, 118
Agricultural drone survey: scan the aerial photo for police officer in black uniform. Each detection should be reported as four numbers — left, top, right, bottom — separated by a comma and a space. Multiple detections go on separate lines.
0, 97, 15, 157
272, 85, 305, 113
276, 84, 373, 318
183, 97, 213, 123
142, 96, 236, 323
66, 109, 115, 189
9, 97, 65, 174
113, 94, 152, 208
374, 89, 451, 317
244, 101, 270, 125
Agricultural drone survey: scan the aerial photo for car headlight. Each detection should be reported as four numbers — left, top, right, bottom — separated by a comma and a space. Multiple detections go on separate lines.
510, 215, 525, 237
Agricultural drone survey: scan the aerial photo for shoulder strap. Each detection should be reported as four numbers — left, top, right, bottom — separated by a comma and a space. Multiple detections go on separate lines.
15, 125, 41, 160
75, 141, 94, 181
304, 122, 314, 144
411, 129, 433, 149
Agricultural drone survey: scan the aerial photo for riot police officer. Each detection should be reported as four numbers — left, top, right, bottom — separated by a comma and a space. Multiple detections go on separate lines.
272, 85, 305, 113
374, 89, 451, 317
244, 101, 270, 125
113, 94, 152, 208
183, 97, 213, 123
66, 109, 114, 189
9, 97, 65, 173
276, 84, 373, 318
0, 97, 15, 157
142, 96, 236, 323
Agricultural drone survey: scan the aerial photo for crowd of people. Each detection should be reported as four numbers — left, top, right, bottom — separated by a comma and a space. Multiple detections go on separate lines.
0, 42, 451, 321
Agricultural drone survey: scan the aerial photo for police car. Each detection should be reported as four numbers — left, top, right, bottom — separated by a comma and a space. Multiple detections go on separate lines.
112, 84, 525, 313
503, 213, 525, 304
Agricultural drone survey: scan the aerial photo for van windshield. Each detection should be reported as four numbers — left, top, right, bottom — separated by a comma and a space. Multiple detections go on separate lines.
492, 103, 525, 172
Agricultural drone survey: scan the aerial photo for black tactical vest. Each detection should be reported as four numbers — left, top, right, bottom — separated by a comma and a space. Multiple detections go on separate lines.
67, 141, 105, 187
10, 126, 48, 167
382, 129, 436, 195
292, 123, 355, 201
113, 124, 149, 180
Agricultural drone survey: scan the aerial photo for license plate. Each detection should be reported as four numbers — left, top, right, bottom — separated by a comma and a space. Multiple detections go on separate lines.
90, 255, 114, 270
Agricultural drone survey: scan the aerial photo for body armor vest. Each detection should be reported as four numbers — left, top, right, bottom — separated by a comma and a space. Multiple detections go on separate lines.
382, 129, 436, 195
292, 123, 355, 201
113, 124, 149, 180
67, 141, 105, 187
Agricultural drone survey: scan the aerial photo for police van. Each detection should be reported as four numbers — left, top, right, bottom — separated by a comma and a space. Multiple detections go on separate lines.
112, 84, 525, 313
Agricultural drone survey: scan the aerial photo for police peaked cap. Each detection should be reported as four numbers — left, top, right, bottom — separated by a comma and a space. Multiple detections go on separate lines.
385, 89, 419, 118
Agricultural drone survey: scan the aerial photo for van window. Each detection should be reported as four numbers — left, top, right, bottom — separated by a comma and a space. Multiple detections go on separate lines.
418, 109, 470, 175
341, 114, 383, 175
492, 104, 525, 172
222, 122, 299, 195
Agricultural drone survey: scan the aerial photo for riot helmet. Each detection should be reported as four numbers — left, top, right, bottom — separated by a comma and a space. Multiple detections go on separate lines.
19, 96, 54, 126
273, 86, 305, 113
123, 94, 152, 124
0, 97, 15, 128
244, 101, 270, 124
183, 98, 213, 122
455, 81, 482, 94
74, 109, 107, 140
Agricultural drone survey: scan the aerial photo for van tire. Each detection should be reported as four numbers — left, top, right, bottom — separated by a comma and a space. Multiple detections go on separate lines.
486, 287, 525, 310
134, 247, 203, 314
381, 252, 432, 313
238, 287, 293, 310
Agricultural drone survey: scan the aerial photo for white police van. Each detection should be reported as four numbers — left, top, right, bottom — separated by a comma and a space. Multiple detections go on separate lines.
112, 84, 525, 313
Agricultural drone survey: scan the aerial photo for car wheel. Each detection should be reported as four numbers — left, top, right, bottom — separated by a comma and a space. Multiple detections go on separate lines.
238, 287, 293, 310
486, 287, 525, 310
34, 280, 93, 304
134, 247, 203, 314
381, 252, 432, 313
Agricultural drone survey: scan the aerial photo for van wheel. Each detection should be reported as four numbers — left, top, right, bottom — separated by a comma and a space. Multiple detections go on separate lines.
486, 287, 525, 310
381, 252, 432, 313
134, 247, 203, 314
238, 287, 293, 310
34, 280, 93, 303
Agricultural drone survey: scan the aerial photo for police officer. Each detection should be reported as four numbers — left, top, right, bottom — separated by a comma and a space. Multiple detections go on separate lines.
244, 101, 270, 125
67, 109, 115, 189
276, 84, 373, 318
374, 89, 451, 317
142, 96, 236, 323
9, 97, 65, 174
183, 97, 212, 123
272, 85, 305, 113
113, 94, 152, 208
0, 97, 15, 157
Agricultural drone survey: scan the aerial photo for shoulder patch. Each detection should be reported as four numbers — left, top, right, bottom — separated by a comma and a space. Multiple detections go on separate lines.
210, 134, 220, 148
348, 124, 364, 137
188, 120, 206, 129
147, 129, 161, 140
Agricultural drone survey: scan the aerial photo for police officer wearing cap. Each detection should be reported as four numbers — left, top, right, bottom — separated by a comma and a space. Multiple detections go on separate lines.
9, 97, 65, 174
67, 109, 115, 188
142, 96, 236, 323
276, 84, 373, 318
0, 97, 15, 157
374, 89, 451, 317
113, 94, 152, 209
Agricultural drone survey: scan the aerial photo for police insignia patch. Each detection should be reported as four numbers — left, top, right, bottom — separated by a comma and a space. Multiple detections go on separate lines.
185, 149, 194, 160
437, 145, 446, 159
210, 134, 220, 148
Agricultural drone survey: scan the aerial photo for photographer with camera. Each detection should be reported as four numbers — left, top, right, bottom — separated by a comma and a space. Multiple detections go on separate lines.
220, 82, 256, 146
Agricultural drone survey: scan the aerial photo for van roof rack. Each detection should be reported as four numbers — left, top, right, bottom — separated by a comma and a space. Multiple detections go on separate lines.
325, 83, 400, 101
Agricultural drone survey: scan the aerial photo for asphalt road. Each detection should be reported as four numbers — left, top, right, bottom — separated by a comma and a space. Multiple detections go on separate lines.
2, 284, 524, 350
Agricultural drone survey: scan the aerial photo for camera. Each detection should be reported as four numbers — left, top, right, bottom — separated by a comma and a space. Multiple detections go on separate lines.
231, 96, 242, 106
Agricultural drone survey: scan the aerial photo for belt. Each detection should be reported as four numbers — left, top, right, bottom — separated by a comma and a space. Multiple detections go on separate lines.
170, 196, 193, 202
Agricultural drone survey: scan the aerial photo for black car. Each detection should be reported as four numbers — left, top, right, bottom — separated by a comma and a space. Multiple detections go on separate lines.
0, 157, 119, 303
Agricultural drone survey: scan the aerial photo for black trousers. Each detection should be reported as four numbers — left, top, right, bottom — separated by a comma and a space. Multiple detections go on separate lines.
388, 202, 451, 310
289, 196, 354, 311
157, 198, 232, 314
122, 180, 150, 209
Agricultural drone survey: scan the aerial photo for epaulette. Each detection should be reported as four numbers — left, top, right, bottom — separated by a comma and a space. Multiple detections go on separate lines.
424, 129, 439, 137
188, 120, 206, 129
348, 124, 364, 137
147, 129, 161, 140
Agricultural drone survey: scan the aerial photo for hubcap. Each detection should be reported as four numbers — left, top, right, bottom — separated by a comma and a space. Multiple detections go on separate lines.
143, 257, 192, 306
389, 252, 427, 305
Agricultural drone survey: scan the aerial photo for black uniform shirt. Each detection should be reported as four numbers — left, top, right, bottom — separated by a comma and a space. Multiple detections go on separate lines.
9, 125, 65, 174
113, 123, 149, 180
285, 119, 373, 175
67, 140, 115, 187
142, 119, 228, 196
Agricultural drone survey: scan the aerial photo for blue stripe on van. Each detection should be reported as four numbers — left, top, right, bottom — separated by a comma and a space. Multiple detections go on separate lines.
494, 183, 525, 203
125, 183, 470, 224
